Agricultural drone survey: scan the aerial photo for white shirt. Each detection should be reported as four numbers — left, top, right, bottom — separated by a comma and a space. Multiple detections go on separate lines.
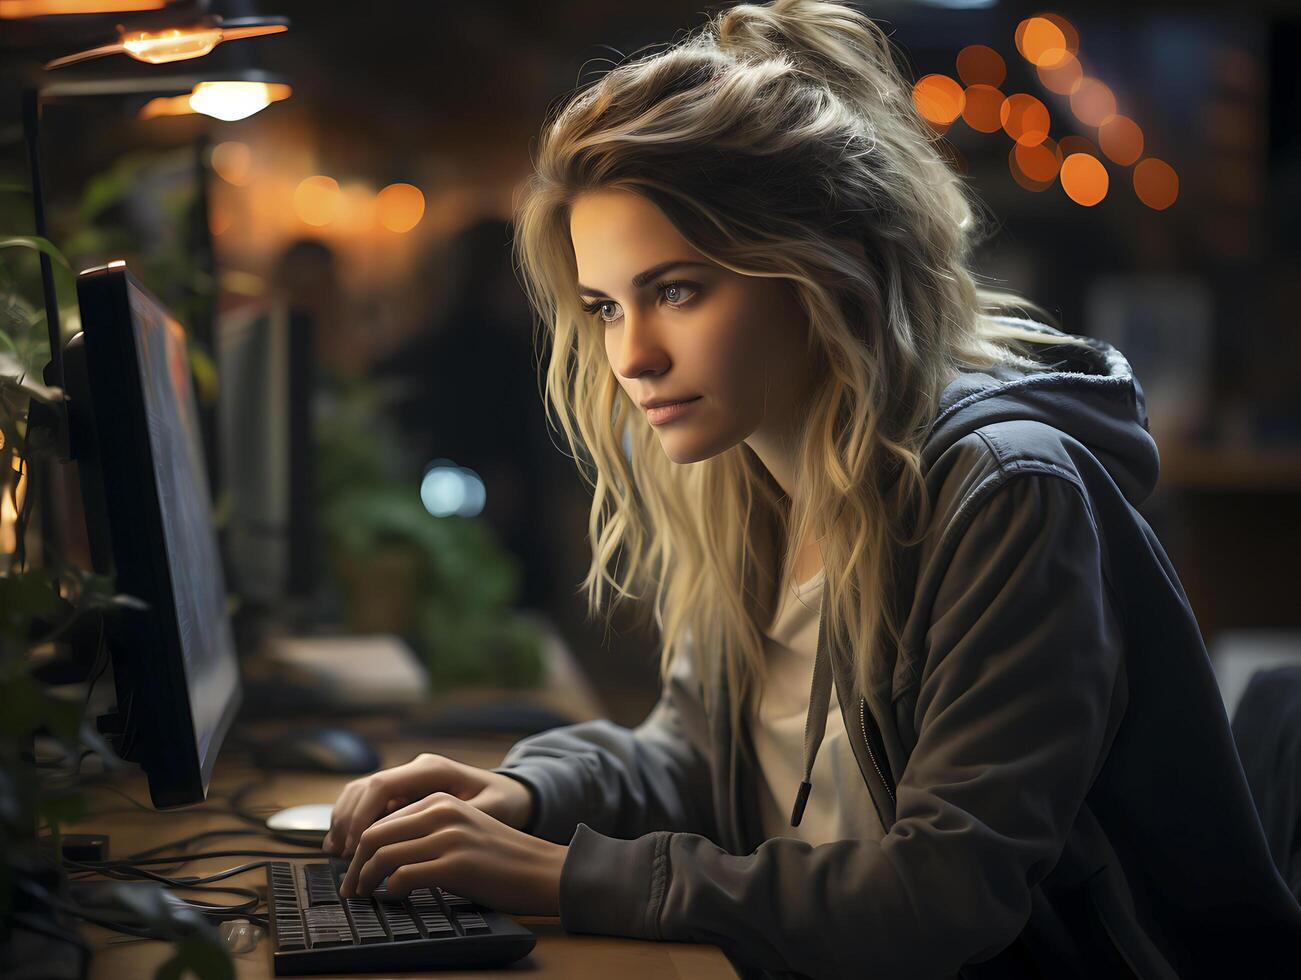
750, 568, 886, 846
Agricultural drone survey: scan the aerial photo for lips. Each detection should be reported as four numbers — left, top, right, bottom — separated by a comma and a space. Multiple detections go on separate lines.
645, 396, 701, 425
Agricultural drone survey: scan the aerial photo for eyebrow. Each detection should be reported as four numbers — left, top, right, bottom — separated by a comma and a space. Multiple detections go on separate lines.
577, 260, 713, 298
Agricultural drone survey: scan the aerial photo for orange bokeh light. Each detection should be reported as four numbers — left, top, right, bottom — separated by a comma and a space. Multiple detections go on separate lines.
1098, 115, 1145, 166
962, 84, 1005, 134
1036, 50, 1084, 96
1133, 158, 1179, 210
210, 141, 252, 185
294, 175, 341, 226
1000, 93, 1051, 145
1009, 145, 1054, 192
956, 45, 1006, 87
1014, 137, 1063, 182
1058, 134, 1098, 159
1015, 17, 1069, 68
1060, 153, 1109, 206
208, 198, 232, 236
376, 183, 425, 233
912, 74, 965, 126
1039, 13, 1079, 58
1070, 77, 1117, 128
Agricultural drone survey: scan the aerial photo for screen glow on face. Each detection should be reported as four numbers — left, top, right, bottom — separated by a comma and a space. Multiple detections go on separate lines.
570, 188, 815, 474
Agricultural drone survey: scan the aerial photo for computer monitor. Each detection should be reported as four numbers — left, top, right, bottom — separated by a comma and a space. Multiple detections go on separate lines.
66, 263, 241, 808
215, 299, 317, 608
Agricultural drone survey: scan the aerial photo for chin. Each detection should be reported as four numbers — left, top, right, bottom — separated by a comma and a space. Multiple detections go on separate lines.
657, 428, 737, 465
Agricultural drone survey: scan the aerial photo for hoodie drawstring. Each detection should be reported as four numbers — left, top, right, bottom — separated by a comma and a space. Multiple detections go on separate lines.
791, 601, 832, 827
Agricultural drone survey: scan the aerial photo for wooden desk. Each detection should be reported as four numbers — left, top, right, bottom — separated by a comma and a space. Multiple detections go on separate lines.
69, 720, 737, 979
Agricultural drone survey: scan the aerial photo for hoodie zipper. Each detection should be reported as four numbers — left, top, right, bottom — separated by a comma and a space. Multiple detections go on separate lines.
860, 697, 895, 804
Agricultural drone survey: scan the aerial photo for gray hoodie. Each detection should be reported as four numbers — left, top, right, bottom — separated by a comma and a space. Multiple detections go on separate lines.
494, 319, 1301, 979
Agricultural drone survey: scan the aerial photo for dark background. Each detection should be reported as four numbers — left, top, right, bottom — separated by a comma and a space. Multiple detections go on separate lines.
3, 0, 1299, 724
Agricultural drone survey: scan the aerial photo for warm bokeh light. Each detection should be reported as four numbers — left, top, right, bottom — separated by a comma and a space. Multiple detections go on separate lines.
338, 183, 378, 234
1014, 137, 1063, 183
1133, 158, 1179, 210
912, 74, 965, 126
376, 183, 426, 234
1060, 153, 1109, 206
0, 460, 27, 555
211, 141, 252, 185
294, 175, 341, 226
1058, 134, 1098, 159
138, 93, 194, 120
1000, 93, 1051, 145
189, 81, 291, 122
1098, 115, 1144, 166
955, 45, 1005, 88
961, 84, 1005, 134
208, 198, 232, 236
1, 0, 162, 14
1015, 16, 1069, 68
1036, 50, 1083, 96
1039, 13, 1079, 59
1070, 77, 1117, 128
1008, 146, 1053, 193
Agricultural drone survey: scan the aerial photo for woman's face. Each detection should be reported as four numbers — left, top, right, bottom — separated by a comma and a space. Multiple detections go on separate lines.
569, 188, 814, 474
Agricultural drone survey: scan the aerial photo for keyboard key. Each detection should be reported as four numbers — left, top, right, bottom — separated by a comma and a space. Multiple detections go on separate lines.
268, 861, 534, 973
457, 912, 491, 935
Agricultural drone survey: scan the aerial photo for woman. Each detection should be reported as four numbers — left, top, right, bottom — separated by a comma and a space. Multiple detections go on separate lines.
324, 2, 1301, 976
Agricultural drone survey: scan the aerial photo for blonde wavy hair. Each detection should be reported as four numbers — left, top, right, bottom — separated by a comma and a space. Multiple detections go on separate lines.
512, 0, 1094, 735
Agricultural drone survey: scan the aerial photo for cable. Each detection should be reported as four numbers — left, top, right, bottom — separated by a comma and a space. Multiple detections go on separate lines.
67, 848, 324, 867
66, 855, 273, 890
58, 860, 270, 928
16, 875, 180, 943
125, 827, 312, 861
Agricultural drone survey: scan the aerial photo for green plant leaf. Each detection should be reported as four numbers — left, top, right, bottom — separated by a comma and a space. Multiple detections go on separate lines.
0, 352, 63, 404
0, 234, 70, 268
156, 934, 235, 980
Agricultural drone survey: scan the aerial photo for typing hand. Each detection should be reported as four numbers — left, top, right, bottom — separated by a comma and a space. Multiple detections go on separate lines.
337, 792, 566, 916
323, 753, 534, 858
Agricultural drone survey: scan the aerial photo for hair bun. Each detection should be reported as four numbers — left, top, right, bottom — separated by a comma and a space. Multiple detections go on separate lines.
715, 0, 905, 111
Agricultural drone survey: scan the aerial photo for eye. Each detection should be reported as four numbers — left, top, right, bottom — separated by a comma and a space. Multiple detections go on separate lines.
659, 281, 698, 306
579, 297, 620, 323
579, 280, 701, 326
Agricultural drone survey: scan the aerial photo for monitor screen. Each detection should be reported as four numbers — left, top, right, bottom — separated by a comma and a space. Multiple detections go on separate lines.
74, 264, 240, 807
215, 300, 316, 606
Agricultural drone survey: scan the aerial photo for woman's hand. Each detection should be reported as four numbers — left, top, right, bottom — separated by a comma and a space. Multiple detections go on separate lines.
338, 792, 566, 916
323, 753, 534, 858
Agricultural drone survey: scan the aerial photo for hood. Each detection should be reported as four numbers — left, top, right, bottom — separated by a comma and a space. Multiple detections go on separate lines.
922, 317, 1161, 507
791, 318, 1162, 837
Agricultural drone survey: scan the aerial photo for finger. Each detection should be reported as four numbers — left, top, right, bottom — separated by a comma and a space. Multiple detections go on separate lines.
356, 833, 460, 898
341, 779, 413, 855
344, 794, 464, 894
324, 783, 364, 853
342, 810, 436, 898
385, 858, 447, 901
371, 795, 433, 829
342, 762, 450, 855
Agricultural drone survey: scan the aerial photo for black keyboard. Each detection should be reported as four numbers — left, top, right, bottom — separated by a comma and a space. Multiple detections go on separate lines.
266, 858, 535, 975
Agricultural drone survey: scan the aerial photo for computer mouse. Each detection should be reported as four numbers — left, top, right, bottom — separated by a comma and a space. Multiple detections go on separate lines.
257, 727, 381, 774
266, 803, 334, 837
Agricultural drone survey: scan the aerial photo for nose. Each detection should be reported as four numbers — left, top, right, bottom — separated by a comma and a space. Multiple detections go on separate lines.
611, 310, 670, 383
